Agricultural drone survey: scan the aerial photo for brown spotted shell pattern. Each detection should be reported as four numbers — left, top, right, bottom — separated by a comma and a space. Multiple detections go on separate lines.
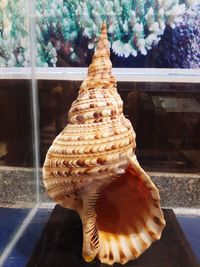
43, 23, 165, 265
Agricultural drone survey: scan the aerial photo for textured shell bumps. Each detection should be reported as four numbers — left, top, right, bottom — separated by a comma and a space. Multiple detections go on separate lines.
43, 22, 165, 265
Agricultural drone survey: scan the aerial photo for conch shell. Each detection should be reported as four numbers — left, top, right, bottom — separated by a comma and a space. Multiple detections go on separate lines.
43, 23, 165, 265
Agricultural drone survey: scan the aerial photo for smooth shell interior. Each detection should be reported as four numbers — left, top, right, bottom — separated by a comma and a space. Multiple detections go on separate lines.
93, 156, 165, 265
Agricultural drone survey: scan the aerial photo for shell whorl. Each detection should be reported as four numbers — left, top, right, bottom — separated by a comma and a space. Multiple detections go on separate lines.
80, 22, 116, 94
43, 23, 136, 208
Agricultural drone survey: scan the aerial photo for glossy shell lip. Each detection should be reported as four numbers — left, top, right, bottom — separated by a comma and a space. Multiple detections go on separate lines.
87, 155, 166, 265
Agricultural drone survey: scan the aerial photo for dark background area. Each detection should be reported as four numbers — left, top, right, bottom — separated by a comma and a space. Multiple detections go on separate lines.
0, 80, 34, 167
0, 80, 199, 173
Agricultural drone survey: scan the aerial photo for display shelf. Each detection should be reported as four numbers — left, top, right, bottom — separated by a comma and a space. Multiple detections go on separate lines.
0, 67, 200, 83
1, 206, 200, 267
0, 208, 30, 255
26, 205, 199, 267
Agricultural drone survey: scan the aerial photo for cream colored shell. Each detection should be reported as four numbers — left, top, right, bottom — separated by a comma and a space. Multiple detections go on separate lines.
43, 22, 165, 265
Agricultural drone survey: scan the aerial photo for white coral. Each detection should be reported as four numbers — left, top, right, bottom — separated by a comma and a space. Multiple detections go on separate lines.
166, 4, 186, 28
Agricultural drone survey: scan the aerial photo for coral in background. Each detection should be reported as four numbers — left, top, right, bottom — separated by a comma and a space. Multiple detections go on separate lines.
148, 4, 200, 68
0, 0, 29, 67
177, 3, 200, 68
36, 0, 79, 66
0, 0, 199, 68
36, 0, 196, 66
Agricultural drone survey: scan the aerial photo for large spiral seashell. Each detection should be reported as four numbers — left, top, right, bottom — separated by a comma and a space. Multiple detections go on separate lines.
43, 22, 165, 265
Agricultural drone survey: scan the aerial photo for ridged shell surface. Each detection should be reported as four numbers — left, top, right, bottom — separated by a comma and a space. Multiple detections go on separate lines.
43, 23, 165, 265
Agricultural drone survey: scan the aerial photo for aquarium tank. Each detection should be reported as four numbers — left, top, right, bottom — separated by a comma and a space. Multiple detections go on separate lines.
0, 0, 199, 267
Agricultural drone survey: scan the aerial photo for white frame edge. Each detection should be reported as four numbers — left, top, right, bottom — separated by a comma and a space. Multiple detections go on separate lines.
0, 67, 200, 83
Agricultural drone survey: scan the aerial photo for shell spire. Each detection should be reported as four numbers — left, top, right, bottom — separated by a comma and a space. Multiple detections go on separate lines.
43, 22, 165, 265
80, 22, 116, 94
88, 22, 111, 76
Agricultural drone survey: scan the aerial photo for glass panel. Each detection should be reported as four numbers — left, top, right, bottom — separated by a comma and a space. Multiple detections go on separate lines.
0, 79, 37, 256
0, 0, 38, 260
